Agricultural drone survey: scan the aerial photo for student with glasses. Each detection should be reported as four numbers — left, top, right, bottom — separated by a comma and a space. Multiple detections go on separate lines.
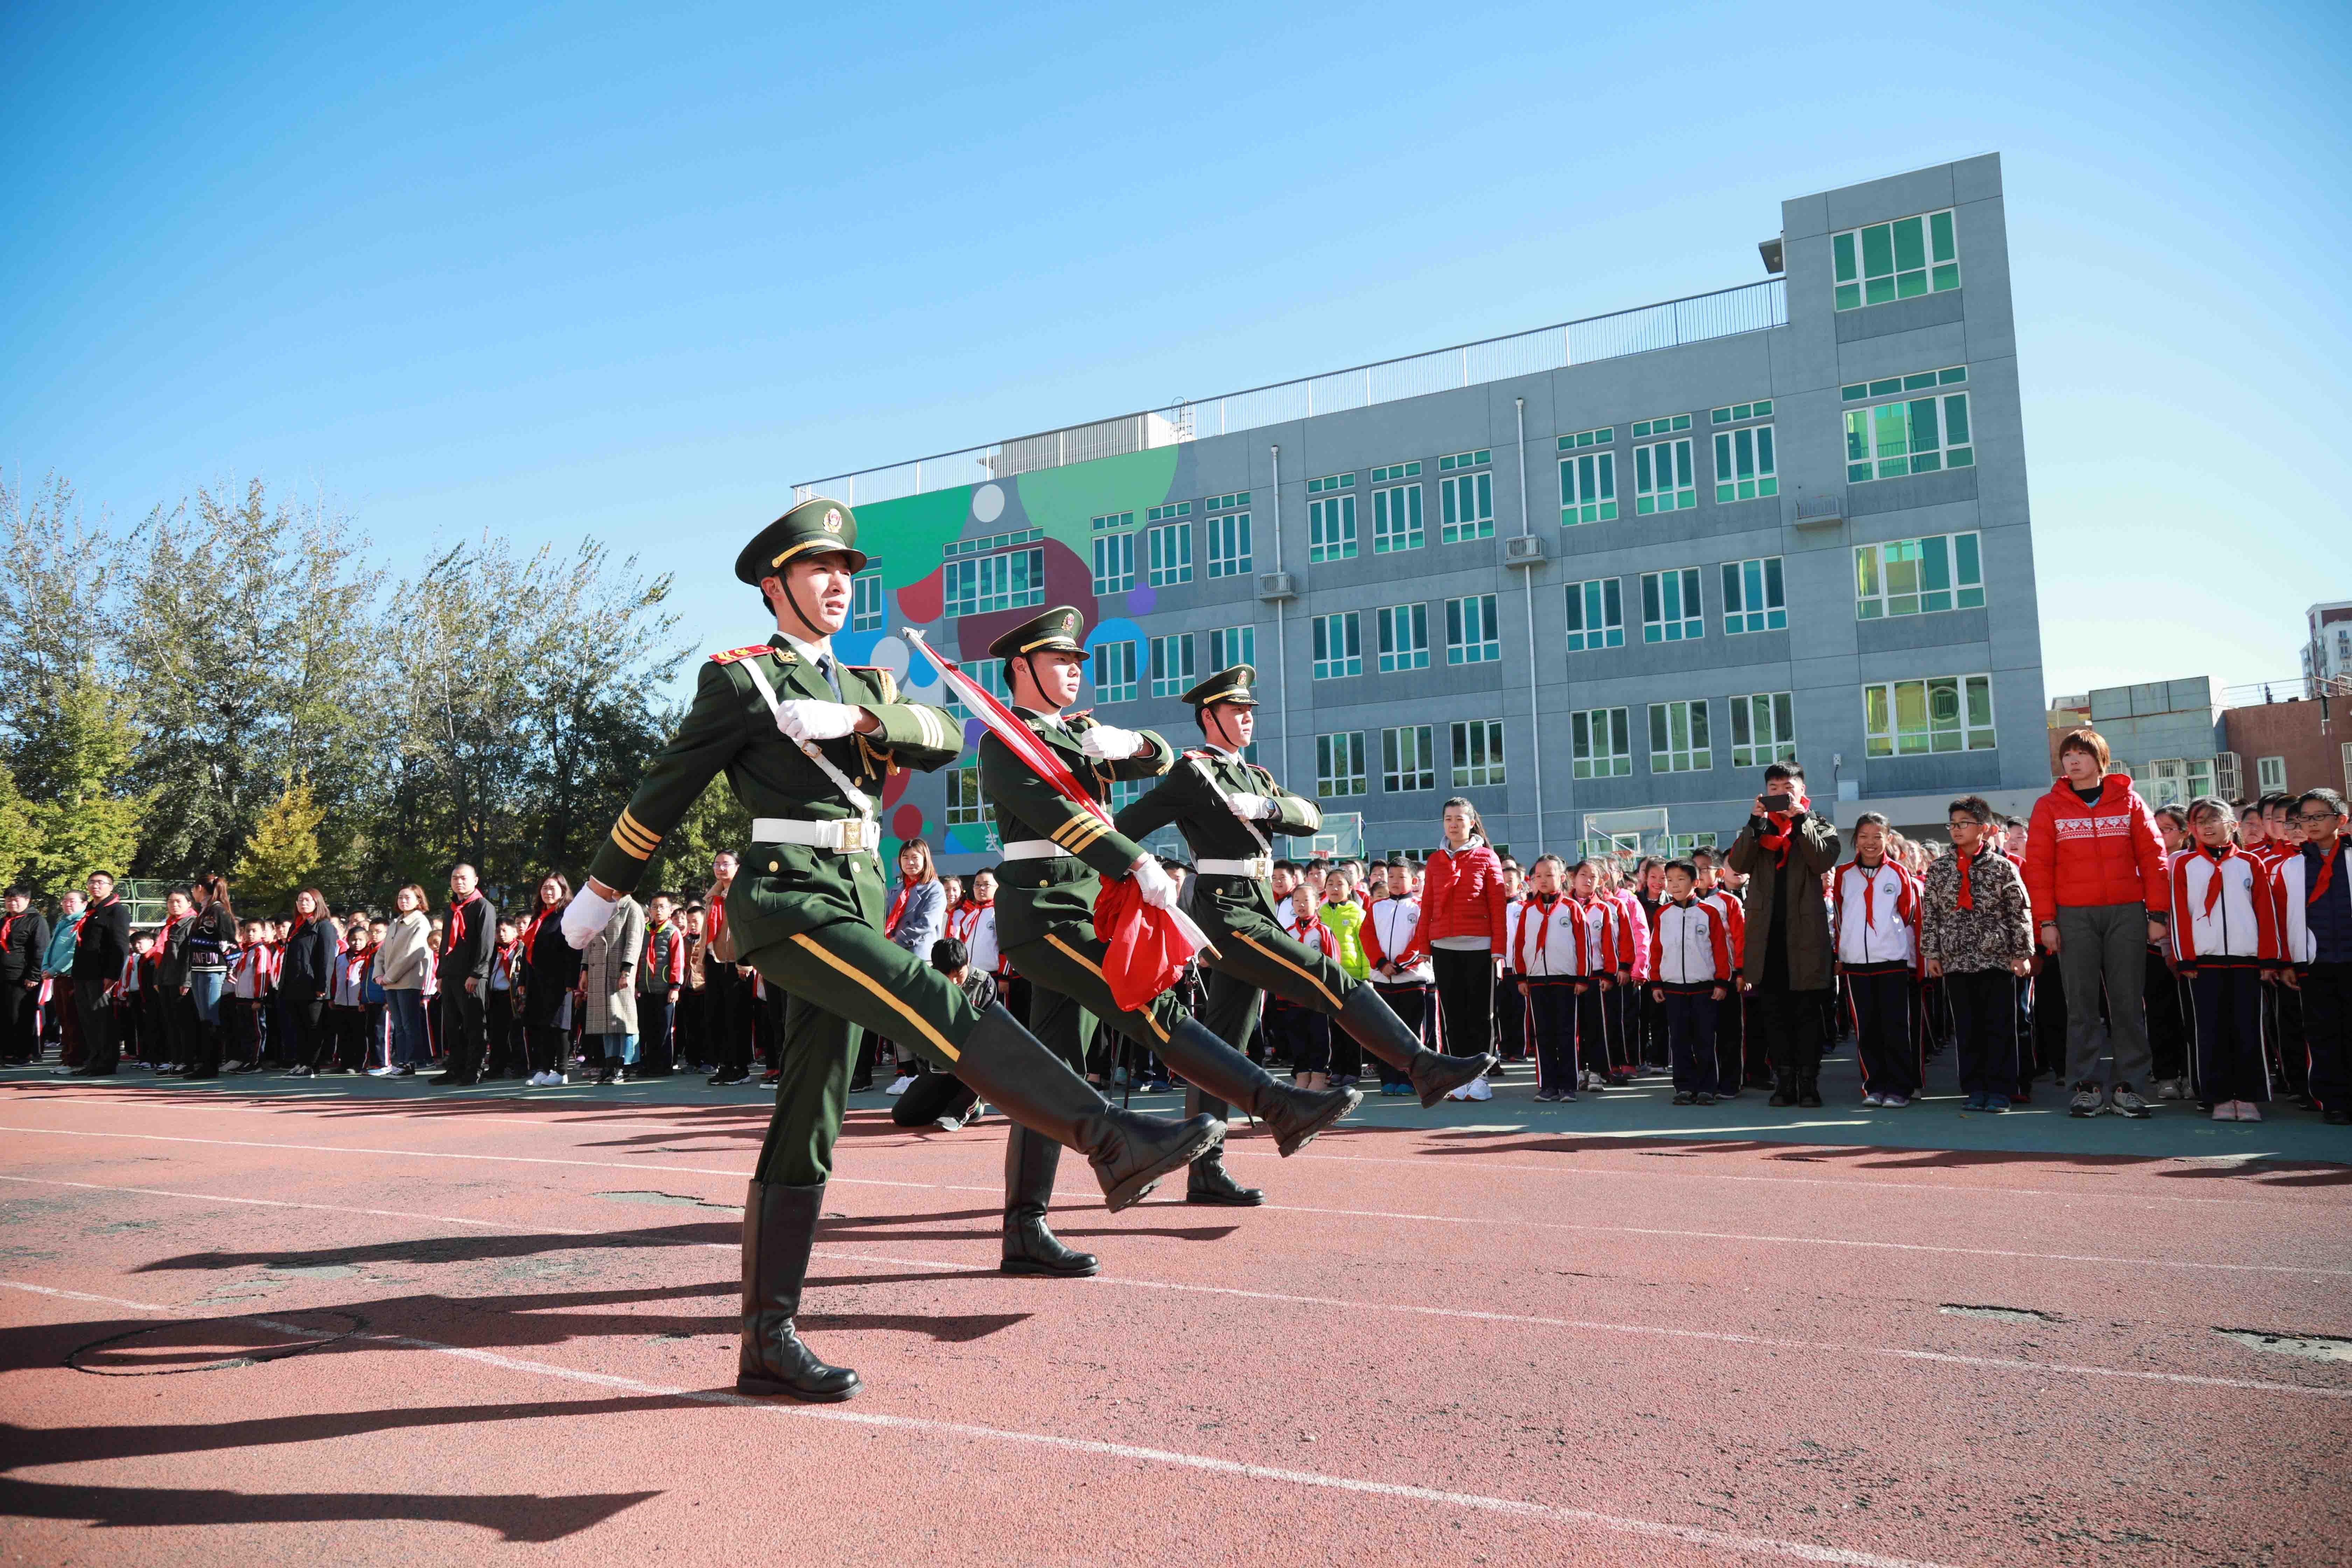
2276, 790, 2352, 1126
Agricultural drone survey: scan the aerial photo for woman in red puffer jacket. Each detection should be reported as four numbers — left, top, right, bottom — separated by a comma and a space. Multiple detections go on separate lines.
1414, 797, 1509, 1097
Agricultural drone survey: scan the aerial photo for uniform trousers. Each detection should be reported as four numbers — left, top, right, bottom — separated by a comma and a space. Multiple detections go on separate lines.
2297, 962, 2352, 1114
1844, 967, 1919, 1099
1493, 972, 1527, 1062
1522, 979, 1577, 1094
2187, 965, 2268, 1105
1370, 981, 1429, 1090
1946, 969, 2020, 1098
1573, 985, 1611, 1078
2144, 950, 2188, 1085
1661, 987, 1718, 1096
1264, 997, 1330, 1074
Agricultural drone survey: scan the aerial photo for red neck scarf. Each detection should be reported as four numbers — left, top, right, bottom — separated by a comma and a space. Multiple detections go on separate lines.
521, 901, 559, 953
886, 884, 913, 936
443, 895, 475, 954
1956, 847, 1989, 911
2308, 840, 2343, 905
2200, 844, 2241, 916
1754, 792, 1812, 865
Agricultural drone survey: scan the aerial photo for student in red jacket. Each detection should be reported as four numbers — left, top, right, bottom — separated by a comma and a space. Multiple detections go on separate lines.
2025, 729, 2172, 1119
1418, 797, 1508, 1094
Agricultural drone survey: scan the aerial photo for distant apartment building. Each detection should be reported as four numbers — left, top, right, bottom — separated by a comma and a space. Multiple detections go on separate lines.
2304, 600, 2352, 698
2048, 676, 2352, 807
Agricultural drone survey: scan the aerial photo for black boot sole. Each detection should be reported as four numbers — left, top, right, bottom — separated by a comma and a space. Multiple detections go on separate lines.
1184, 1186, 1266, 1206
1271, 1085, 1362, 1157
1101, 1118, 1224, 1213
735, 1371, 861, 1402
999, 1255, 1101, 1278
1414, 1054, 1497, 1109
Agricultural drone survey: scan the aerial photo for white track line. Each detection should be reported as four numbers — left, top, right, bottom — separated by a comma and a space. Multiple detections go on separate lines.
0, 1277, 1958, 1568
6, 1122, 2343, 1278
7, 1087, 2332, 1212
6, 1171, 2345, 1400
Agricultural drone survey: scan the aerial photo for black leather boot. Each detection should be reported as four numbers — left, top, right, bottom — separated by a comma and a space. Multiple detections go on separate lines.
1334, 987, 1494, 1108
1000, 1126, 1099, 1276
1183, 1090, 1265, 1205
1151, 1017, 1358, 1157
1797, 1077, 1823, 1108
952, 1005, 1224, 1213
1769, 1070, 1798, 1107
737, 1180, 860, 1402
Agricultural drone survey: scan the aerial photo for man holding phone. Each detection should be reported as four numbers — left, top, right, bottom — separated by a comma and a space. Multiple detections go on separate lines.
1728, 761, 1842, 1107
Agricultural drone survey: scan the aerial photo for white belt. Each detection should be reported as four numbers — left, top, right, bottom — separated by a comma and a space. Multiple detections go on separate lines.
1000, 840, 1072, 862
1195, 856, 1271, 880
751, 816, 878, 854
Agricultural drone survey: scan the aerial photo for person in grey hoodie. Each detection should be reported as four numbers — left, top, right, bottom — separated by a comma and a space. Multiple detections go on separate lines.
877, 840, 947, 1092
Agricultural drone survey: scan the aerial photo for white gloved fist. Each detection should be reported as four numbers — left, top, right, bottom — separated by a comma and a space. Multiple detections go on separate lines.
1226, 791, 1276, 819
774, 699, 862, 743
1130, 854, 1178, 910
1079, 723, 1144, 761
562, 886, 616, 951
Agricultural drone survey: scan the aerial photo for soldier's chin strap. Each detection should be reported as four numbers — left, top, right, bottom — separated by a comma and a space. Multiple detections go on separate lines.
768, 574, 830, 644
1203, 703, 1242, 754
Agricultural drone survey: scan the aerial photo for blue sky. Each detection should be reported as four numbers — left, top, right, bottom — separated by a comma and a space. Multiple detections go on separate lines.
5, 0, 2347, 700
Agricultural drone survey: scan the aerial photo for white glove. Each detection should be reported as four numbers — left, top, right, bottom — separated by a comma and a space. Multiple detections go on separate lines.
562, 886, 615, 950
1130, 854, 1178, 910
1226, 791, 1276, 819
774, 699, 862, 743
1079, 723, 1144, 761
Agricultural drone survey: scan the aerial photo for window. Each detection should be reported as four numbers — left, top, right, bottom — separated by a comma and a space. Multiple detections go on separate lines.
1438, 451, 1493, 542
1317, 732, 1367, 798
1854, 532, 1984, 618
945, 546, 1045, 617
945, 759, 988, 829
2343, 740, 2352, 797
1833, 209, 1960, 311
1558, 428, 1617, 525
1446, 594, 1499, 664
1106, 778, 1149, 815
1712, 424, 1777, 503
1208, 624, 1255, 671
1377, 602, 1429, 671
1572, 708, 1632, 779
944, 656, 1013, 721
1844, 366, 1972, 481
1149, 634, 1195, 698
2134, 757, 2218, 811
1312, 611, 1362, 680
2258, 755, 2288, 793
1206, 508, 1252, 578
1090, 513, 1135, 593
1640, 568, 1703, 643
1729, 692, 1795, 768
1093, 640, 1139, 704
1863, 674, 1996, 756
1709, 400, 1772, 425
1648, 700, 1712, 774
1147, 502, 1190, 522
1308, 474, 1357, 562
1372, 463, 1424, 552
1720, 557, 1786, 634
1146, 519, 1193, 586
851, 566, 886, 632
1451, 719, 1505, 788
1382, 724, 1436, 793
1631, 416, 1695, 513
1566, 578, 1624, 652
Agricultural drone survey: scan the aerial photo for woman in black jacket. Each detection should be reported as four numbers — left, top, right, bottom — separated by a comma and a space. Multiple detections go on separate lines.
517, 874, 582, 1086
279, 889, 343, 1077
181, 875, 237, 1077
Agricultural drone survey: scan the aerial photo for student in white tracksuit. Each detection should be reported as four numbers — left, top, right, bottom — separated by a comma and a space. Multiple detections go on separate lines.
1507, 856, 1592, 1102
1648, 861, 1735, 1103
1833, 813, 1924, 1106
2169, 798, 2282, 1121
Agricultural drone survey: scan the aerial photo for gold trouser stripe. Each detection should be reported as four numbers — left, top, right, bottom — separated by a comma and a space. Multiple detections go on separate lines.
1044, 932, 1167, 1042
790, 931, 959, 1063
614, 810, 661, 852
1236, 931, 1344, 1011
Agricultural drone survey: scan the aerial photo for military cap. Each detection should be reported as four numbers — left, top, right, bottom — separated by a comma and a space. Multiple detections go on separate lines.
734, 496, 867, 585
1182, 664, 1259, 708
986, 604, 1090, 661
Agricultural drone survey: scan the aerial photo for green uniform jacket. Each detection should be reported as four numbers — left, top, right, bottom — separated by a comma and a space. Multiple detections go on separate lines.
979, 711, 1174, 952
1114, 748, 1322, 933
588, 635, 961, 959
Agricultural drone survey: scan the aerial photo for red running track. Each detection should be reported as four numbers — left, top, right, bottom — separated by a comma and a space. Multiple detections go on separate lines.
2, 1080, 2348, 1566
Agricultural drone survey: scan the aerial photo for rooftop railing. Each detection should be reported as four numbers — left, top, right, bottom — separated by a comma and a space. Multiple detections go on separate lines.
794, 277, 1787, 505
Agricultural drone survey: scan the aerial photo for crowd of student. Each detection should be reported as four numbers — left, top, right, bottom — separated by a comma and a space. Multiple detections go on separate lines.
3, 727, 2346, 1128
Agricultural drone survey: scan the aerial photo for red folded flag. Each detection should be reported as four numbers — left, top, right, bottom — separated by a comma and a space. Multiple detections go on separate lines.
1092, 876, 1192, 1014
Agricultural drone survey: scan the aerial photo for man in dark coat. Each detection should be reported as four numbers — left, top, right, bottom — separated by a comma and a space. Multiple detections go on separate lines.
1727, 760, 1842, 1107
69, 872, 133, 1077
0, 888, 50, 1064
436, 864, 497, 1086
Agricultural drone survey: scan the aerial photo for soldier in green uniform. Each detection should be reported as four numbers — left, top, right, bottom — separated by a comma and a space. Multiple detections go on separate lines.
569, 501, 1223, 1404
977, 608, 1359, 1271
1114, 665, 1495, 1201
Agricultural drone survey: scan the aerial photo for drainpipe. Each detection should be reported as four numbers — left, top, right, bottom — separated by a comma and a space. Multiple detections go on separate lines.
1271, 444, 1290, 782
1517, 398, 1544, 854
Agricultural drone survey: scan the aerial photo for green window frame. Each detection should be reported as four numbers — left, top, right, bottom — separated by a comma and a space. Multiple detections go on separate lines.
1093, 639, 1139, 704
945, 546, 1045, 618
1308, 475, 1357, 563
1720, 556, 1786, 635
1438, 451, 1493, 542
1854, 532, 1984, 618
1640, 568, 1702, 643
1446, 593, 1499, 664
1316, 731, 1368, 798
1312, 611, 1362, 680
1381, 724, 1436, 793
1558, 432, 1617, 526
1729, 692, 1795, 768
1571, 707, 1632, 779
1090, 530, 1134, 594
1565, 578, 1623, 652
1206, 509, 1252, 578
1373, 475, 1424, 553
1377, 602, 1429, 672
1451, 718, 1505, 789
1862, 674, 1996, 757
1146, 519, 1193, 586
1149, 633, 1194, 698
1842, 367, 1971, 482
1648, 699, 1712, 774
1712, 423, 1777, 503
1208, 624, 1254, 671
851, 565, 886, 632
1634, 438, 1694, 513
1833, 209, 1960, 310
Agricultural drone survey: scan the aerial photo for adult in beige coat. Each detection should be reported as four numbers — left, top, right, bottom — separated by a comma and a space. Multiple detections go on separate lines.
374, 887, 436, 1072
579, 893, 644, 1083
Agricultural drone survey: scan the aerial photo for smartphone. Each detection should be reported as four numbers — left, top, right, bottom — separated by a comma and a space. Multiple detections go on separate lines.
1760, 792, 1794, 814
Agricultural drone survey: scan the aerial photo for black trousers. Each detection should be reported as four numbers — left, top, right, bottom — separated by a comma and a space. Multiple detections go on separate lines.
77, 976, 120, 1073
0, 980, 36, 1061
2298, 962, 2352, 1113
1754, 987, 1826, 1084
2188, 965, 2267, 1105
1663, 988, 1718, 1095
706, 967, 753, 1073
1371, 981, 1428, 1088
1845, 968, 1918, 1099
284, 996, 327, 1069
1493, 973, 1527, 1061
2145, 955, 2189, 1083
441, 987, 485, 1078
329, 1005, 370, 1071
1430, 946, 1493, 1060
1524, 979, 1577, 1093
1946, 969, 2019, 1098
1714, 993, 1746, 1090
1264, 997, 1330, 1073
638, 994, 674, 1073
2266, 979, 2307, 1096
485, 991, 519, 1077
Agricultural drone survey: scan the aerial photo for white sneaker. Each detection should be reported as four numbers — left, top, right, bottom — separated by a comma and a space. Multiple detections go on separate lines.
368, 1066, 398, 1077
1461, 1074, 1493, 1101
1863, 1092, 1885, 1107
884, 1074, 915, 1097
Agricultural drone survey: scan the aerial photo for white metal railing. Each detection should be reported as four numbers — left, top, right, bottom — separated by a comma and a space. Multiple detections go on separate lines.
795, 278, 1787, 506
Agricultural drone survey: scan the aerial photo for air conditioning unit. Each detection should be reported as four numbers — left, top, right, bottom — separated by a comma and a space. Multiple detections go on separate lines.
1503, 534, 1545, 567
1257, 572, 1297, 602
1793, 493, 1844, 527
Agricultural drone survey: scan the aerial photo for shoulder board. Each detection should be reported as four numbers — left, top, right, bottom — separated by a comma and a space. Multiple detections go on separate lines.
709, 645, 775, 666
1183, 748, 1216, 761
